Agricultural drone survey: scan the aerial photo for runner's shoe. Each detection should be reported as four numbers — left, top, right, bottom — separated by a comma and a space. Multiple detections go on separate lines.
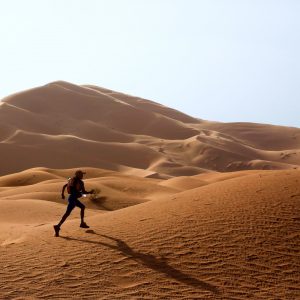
80, 222, 90, 228
53, 225, 60, 237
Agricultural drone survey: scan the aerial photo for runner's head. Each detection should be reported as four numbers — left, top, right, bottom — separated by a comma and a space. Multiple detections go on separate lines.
75, 170, 86, 179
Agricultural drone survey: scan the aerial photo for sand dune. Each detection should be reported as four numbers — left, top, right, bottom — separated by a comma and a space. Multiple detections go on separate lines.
200, 122, 300, 150
3, 81, 197, 139
84, 84, 200, 124
0, 82, 299, 298
0, 169, 299, 299
1, 81, 299, 177
0, 167, 177, 211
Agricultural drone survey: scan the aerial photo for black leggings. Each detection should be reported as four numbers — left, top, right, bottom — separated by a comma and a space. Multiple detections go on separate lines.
58, 196, 85, 227
66, 198, 85, 214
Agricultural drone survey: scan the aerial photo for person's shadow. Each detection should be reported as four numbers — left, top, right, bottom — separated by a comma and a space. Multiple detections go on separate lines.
61, 230, 219, 294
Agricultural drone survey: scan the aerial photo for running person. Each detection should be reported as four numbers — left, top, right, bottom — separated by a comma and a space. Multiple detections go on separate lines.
54, 170, 94, 237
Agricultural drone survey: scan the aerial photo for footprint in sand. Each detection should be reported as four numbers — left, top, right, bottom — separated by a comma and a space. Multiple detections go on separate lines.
1, 237, 25, 246
34, 223, 47, 227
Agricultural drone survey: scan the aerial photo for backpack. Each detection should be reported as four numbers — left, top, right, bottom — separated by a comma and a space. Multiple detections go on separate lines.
66, 177, 82, 194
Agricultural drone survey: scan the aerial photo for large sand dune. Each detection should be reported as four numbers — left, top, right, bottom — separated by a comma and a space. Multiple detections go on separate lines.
0, 82, 299, 298
1, 81, 299, 177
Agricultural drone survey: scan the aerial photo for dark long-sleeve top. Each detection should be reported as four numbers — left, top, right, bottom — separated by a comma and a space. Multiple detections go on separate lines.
69, 177, 88, 198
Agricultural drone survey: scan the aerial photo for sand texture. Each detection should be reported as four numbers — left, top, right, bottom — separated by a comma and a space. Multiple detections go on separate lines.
0, 82, 299, 299
0, 169, 299, 299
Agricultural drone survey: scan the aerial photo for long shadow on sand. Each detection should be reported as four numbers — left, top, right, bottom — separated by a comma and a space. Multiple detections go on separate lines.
61, 230, 219, 294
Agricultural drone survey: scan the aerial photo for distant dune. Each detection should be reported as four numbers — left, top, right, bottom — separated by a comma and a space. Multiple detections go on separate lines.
0, 82, 299, 299
0, 81, 299, 177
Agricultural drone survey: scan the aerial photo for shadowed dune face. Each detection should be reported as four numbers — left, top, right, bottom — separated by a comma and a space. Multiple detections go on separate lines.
0, 80, 299, 177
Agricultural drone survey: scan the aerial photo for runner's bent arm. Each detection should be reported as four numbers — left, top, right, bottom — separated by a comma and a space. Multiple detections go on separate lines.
61, 184, 67, 199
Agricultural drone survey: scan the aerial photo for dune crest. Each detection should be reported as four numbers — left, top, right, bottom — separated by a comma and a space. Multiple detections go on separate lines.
0, 81, 299, 177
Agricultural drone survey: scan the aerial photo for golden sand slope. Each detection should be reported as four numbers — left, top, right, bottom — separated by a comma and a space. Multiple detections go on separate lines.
0, 81, 299, 177
0, 167, 178, 211
0, 169, 299, 299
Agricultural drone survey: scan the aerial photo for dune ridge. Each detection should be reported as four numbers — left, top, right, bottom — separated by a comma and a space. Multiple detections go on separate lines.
0, 81, 299, 177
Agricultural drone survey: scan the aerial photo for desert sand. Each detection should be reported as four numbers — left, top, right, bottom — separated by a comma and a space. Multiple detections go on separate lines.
1, 81, 299, 177
0, 82, 299, 299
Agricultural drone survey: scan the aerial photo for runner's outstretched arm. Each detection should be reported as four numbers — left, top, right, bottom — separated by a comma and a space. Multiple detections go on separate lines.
81, 182, 94, 194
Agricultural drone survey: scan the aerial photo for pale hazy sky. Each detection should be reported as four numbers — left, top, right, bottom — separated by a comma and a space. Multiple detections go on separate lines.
1, 0, 299, 127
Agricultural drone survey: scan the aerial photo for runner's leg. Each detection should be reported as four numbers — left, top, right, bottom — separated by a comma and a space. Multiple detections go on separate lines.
75, 200, 86, 224
57, 200, 76, 227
